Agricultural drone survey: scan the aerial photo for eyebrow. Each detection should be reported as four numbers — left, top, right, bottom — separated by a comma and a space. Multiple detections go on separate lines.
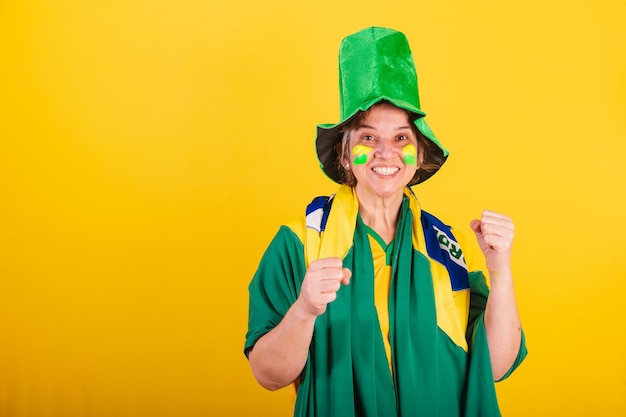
357, 124, 412, 130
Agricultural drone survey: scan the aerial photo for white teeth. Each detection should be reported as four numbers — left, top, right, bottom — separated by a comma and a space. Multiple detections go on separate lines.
372, 166, 400, 176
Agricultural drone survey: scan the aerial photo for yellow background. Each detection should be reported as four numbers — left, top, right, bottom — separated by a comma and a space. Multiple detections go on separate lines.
1, 0, 625, 416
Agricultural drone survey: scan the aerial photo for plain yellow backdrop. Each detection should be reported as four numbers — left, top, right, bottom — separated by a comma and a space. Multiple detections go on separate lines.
1, 0, 625, 416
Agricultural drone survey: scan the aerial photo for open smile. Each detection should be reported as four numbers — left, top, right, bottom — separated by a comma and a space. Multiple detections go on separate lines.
372, 166, 400, 176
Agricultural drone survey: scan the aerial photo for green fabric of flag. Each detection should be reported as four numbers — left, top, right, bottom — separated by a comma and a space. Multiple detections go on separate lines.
245, 192, 527, 417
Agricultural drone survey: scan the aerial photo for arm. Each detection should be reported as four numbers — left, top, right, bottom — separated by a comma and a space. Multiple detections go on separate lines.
248, 257, 351, 391
470, 211, 522, 381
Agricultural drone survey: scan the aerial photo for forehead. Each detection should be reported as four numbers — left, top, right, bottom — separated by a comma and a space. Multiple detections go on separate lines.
355, 103, 413, 129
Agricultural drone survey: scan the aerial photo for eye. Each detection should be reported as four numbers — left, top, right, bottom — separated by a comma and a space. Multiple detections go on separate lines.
396, 135, 409, 141
362, 135, 375, 141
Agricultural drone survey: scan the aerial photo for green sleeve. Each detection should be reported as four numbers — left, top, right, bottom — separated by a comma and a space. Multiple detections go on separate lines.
244, 226, 306, 358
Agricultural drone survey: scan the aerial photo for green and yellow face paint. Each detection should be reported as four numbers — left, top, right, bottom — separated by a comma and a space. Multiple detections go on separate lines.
351, 144, 373, 165
402, 144, 418, 166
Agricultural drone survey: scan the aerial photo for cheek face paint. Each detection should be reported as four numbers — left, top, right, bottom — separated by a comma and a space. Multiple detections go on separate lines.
352, 144, 373, 165
402, 144, 418, 165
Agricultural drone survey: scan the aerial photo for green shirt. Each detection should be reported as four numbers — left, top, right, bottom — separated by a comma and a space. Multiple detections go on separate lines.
245, 192, 527, 417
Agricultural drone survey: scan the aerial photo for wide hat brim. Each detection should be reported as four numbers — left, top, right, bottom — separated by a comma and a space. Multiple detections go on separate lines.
315, 98, 449, 186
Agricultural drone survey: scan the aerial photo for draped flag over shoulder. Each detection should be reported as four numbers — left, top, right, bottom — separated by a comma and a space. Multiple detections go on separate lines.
246, 185, 527, 417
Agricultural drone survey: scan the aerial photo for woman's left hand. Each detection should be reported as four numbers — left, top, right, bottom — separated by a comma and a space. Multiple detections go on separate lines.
470, 210, 515, 275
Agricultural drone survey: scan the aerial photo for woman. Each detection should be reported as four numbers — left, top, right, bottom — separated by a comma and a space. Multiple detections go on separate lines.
245, 27, 527, 417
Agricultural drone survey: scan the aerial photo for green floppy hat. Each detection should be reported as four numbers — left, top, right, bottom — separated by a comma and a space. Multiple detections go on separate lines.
315, 26, 449, 185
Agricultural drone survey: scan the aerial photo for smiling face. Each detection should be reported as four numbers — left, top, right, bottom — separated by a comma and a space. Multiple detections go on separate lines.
341, 102, 423, 201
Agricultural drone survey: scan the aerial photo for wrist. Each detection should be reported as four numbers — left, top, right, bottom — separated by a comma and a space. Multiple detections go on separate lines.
488, 269, 513, 286
292, 298, 320, 323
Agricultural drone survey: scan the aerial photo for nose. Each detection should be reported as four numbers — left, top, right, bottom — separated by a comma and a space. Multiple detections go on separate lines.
373, 138, 395, 159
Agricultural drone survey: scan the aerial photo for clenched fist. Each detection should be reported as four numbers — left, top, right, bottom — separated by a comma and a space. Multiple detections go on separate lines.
470, 210, 515, 275
298, 257, 352, 317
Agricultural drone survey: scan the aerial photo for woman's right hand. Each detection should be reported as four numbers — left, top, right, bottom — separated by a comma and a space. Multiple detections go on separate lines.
297, 257, 352, 317
249, 257, 351, 390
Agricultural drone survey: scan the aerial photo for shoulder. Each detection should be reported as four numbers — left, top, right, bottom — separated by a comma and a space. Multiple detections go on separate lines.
250, 225, 306, 300
283, 194, 335, 242
262, 225, 304, 258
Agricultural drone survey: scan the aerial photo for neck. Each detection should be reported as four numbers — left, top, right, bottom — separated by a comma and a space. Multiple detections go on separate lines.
355, 188, 404, 244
